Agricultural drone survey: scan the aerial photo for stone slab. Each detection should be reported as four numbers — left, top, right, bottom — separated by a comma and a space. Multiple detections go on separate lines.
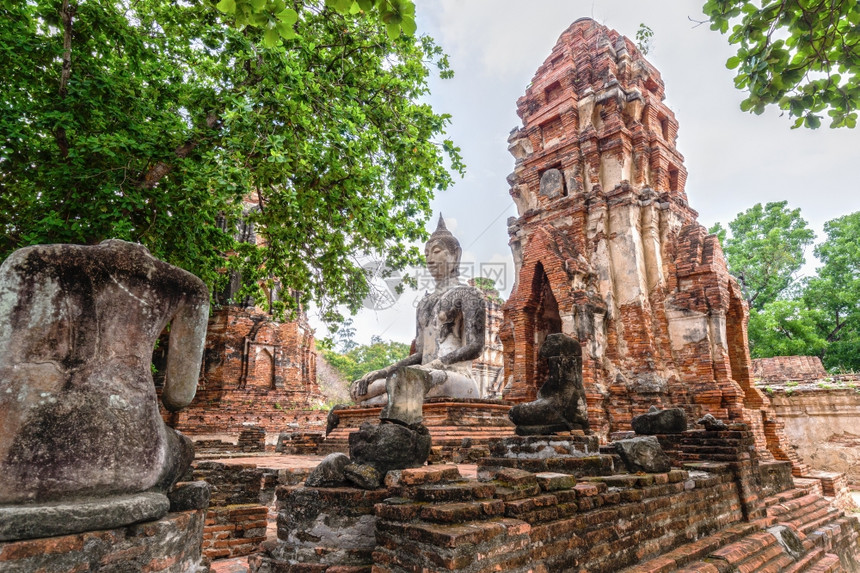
0, 492, 170, 541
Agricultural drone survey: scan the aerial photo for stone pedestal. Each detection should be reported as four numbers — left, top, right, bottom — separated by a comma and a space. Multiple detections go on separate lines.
479, 434, 618, 477
489, 434, 600, 458
0, 509, 207, 573
249, 486, 390, 572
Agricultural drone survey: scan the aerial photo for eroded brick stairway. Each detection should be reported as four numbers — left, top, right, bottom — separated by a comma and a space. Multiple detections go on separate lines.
623, 483, 859, 573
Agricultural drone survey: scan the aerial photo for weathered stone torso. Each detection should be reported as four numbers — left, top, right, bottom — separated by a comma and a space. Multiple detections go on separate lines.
417, 284, 481, 379
0, 240, 208, 505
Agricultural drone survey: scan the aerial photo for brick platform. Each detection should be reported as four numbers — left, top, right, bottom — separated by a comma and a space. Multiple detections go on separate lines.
247, 424, 860, 572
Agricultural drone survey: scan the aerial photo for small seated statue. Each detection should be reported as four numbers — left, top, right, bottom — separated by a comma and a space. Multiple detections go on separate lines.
509, 333, 589, 435
0, 240, 209, 539
350, 217, 485, 424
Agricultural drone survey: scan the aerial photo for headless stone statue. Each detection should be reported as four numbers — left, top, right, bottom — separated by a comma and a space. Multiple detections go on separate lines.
509, 333, 589, 435
350, 217, 486, 425
0, 240, 209, 540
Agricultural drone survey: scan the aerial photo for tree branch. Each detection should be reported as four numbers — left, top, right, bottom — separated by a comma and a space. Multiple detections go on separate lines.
687, 15, 708, 28
54, 0, 76, 159
826, 311, 846, 342
138, 112, 221, 189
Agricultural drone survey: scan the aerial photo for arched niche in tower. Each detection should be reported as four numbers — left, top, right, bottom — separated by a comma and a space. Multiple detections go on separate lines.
253, 347, 276, 390
531, 262, 563, 392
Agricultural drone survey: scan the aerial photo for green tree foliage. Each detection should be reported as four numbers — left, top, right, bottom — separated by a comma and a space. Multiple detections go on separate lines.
747, 299, 826, 358
709, 201, 814, 310
716, 206, 860, 371
635, 23, 654, 55
0, 0, 462, 323
702, 0, 860, 128
336, 318, 358, 353
213, 0, 417, 45
802, 212, 860, 369
322, 335, 410, 383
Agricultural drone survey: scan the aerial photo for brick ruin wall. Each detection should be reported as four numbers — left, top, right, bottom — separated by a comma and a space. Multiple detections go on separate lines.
754, 355, 829, 383
754, 356, 860, 487
159, 306, 327, 445
189, 459, 314, 561
192, 461, 268, 561
498, 18, 800, 470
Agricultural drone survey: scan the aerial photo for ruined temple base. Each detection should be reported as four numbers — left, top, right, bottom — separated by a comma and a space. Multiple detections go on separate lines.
321, 399, 515, 462
0, 509, 208, 573
249, 426, 860, 572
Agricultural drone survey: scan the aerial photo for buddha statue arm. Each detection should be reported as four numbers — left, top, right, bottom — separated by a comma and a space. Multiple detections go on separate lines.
351, 345, 423, 399
162, 279, 210, 412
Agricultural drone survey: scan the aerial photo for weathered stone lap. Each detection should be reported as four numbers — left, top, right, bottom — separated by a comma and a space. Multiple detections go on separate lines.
343, 463, 383, 490
349, 421, 431, 474
381, 366, 434, 425
0, 492, 170, 541
167, 481, 211, 512
631, 407, 688, 435
697, 413, 728, 431
0, 240, 208, 511
305, 453, 351, 487
614, 436, 672, 473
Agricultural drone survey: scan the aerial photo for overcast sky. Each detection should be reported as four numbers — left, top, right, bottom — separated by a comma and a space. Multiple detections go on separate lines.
312, 0, 860, 347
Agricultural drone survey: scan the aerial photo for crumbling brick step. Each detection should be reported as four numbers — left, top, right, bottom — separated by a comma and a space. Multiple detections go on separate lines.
805, 553, 841, 573
477, 454, 616, 477
374, 517, 532, 571
375, 500, 507, 524
782, 545, 827, 573
415, 481, 496, 503
675, 521, 856, 573
793, 478, 826, 496
619, 521, 764, 573
797, 508, 846, 537
766, 492, 847, 537
766, 493, 827, 520
673, 531, 787, 573
764, 487, 811, 506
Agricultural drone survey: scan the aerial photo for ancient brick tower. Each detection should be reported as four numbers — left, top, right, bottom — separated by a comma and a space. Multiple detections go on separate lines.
500, 18, 800, 466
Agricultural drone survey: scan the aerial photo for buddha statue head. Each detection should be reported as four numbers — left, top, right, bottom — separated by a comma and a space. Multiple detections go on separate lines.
425, 215, 462, 286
